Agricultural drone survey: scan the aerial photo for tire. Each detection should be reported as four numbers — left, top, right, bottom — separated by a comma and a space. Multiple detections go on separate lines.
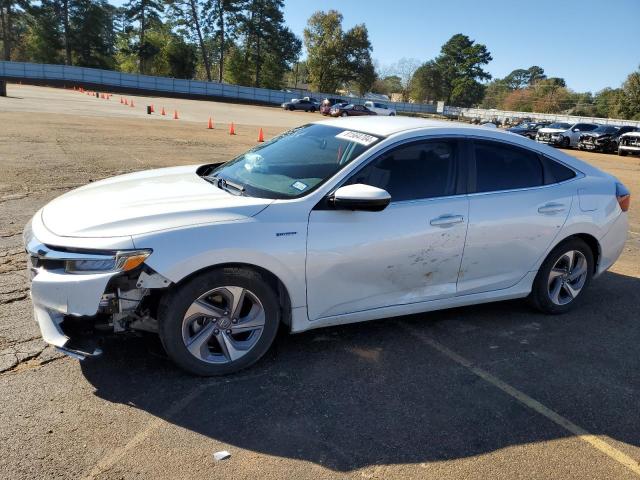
562, 137, 570, 148
389, 112, 395, 116
309, 107, 316, 113
341, 112, 348, 117
528, 238, 594, 315
618, 149, 627, 156
158, 268, 281, 376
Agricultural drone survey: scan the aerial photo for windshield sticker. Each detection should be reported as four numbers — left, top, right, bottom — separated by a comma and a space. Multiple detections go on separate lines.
291, 181, 308, 191
335, 130, 378, 146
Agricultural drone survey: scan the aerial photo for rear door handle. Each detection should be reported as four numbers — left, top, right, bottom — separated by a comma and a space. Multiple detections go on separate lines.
538, 203, 566, 215
430, 214, 464, 227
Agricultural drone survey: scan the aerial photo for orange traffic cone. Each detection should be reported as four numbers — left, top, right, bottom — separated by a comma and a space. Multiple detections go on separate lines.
130, 100, 135, 107
124, 98, 129, 105
161, 107, 166, 116
173, 110, 179, 120
207, 116, 214, 129
258, 128, 264, 142
120, 97, 123, 104
150, 104, 154, 113
229, 122, 236, 135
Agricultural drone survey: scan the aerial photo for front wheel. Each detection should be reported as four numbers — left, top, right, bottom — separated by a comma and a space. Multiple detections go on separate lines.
158, 268, 280, 376
618, 149, 627, 156
561, 137, 570, 148
341, 112, 348, 117
528, 238, 593, 314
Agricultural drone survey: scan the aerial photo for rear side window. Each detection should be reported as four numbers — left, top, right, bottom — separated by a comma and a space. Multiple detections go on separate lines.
347, 140, 457, 201
541, 156, 576, 184
474, 141, 544, 193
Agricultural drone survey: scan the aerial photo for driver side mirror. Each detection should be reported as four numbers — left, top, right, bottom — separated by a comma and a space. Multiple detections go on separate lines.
329, 184, 391, 212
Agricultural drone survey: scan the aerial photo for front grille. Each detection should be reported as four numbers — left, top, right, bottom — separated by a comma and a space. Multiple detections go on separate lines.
622, 137, 640, 147
538, 133, 551, 141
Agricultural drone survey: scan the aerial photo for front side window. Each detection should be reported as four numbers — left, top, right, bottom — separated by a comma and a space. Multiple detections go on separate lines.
208, 124, 381, 199
474, 141, 543, 193
346, 140, 458, 202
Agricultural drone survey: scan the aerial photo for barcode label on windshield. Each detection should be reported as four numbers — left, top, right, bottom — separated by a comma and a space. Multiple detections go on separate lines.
335, 130, 378, 146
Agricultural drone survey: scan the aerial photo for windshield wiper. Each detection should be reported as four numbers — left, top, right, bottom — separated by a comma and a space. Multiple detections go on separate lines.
209, 175, 247, 196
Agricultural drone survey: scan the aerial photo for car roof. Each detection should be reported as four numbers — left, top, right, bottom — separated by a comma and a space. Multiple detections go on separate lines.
311, 116, 609, 179
313, 116, 501, 137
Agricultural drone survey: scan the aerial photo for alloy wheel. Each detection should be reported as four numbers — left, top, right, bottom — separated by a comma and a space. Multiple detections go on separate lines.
181, 286, 265, 364
547, 250, 588, 306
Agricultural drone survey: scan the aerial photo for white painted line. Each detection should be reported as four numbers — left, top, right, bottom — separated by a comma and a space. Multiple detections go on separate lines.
82, 371, 270, 479
81, 383, 207, 480
401, 323, 640, 477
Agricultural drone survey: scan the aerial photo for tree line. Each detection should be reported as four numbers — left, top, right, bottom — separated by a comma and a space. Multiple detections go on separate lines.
1, 2, 638, 119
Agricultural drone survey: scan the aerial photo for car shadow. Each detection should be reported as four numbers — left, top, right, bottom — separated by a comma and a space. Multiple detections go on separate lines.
80, 271, 640, 471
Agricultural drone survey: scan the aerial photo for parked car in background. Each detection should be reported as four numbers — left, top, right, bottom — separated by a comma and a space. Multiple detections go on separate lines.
364, 101, 396, 116
508, 121, 551, 139
578, 125, 638, 153
302, 96, 321, 107
330, 104, 376, 117
536, 122, 598, 148
281, 98, 317, 112
618, 130, 640, 156
24, 117, 630, 375
320, 98, 345, 116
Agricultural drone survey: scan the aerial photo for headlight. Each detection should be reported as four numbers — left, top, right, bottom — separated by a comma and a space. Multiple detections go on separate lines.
65, 250, 152, 274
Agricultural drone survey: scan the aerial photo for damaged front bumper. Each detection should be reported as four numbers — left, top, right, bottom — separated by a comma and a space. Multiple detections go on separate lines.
24, 220, 170, 360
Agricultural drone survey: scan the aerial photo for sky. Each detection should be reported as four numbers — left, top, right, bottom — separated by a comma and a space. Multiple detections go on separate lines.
111, 0, 640, 93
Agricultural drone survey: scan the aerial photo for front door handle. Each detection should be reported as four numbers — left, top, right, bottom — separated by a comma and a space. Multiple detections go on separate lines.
430, 214, 464, 227
538, 203, 566, 215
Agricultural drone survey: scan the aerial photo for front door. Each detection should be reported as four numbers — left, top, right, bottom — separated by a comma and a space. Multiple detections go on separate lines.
306, 139, 469, 321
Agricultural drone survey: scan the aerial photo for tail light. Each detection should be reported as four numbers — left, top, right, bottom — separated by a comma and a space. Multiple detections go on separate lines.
616, 182, 630, 212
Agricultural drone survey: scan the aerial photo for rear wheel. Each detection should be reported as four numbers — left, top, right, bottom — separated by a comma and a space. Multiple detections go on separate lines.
618, 149, 628, 156
158, 268, 280, 376
529, 238, 593, 314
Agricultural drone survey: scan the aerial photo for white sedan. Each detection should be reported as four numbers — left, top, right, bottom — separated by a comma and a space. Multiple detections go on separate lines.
364, 101, 396, 116
24, 117, 629, 375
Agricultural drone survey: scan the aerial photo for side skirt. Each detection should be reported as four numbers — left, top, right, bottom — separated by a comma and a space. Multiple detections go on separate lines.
290, 271, 537, 333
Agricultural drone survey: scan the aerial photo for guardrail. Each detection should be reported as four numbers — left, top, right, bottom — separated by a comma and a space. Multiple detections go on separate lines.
443, 106, 640, 128
0, 61, 437, 115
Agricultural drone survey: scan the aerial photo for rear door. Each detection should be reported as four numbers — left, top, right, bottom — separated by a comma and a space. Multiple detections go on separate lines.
457, 139, 575, 295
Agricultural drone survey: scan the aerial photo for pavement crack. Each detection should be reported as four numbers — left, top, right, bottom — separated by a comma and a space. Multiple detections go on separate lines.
0, 293, 28, 305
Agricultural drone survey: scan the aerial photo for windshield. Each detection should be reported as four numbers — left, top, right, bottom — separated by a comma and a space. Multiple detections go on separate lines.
548, 122, 571, 129
208, 124, 381, 199
592, 126, 618, 134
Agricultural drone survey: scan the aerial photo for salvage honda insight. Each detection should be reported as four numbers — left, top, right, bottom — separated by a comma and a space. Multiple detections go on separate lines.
24, 117, 630, 375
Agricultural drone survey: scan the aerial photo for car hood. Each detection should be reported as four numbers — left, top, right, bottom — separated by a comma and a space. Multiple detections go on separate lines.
41, 165, 273, 238
621, 132, 640, 138
538, 127, 567, 134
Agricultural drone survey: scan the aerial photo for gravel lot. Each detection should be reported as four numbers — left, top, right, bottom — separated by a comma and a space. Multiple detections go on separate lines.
1, 85, 639, 479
